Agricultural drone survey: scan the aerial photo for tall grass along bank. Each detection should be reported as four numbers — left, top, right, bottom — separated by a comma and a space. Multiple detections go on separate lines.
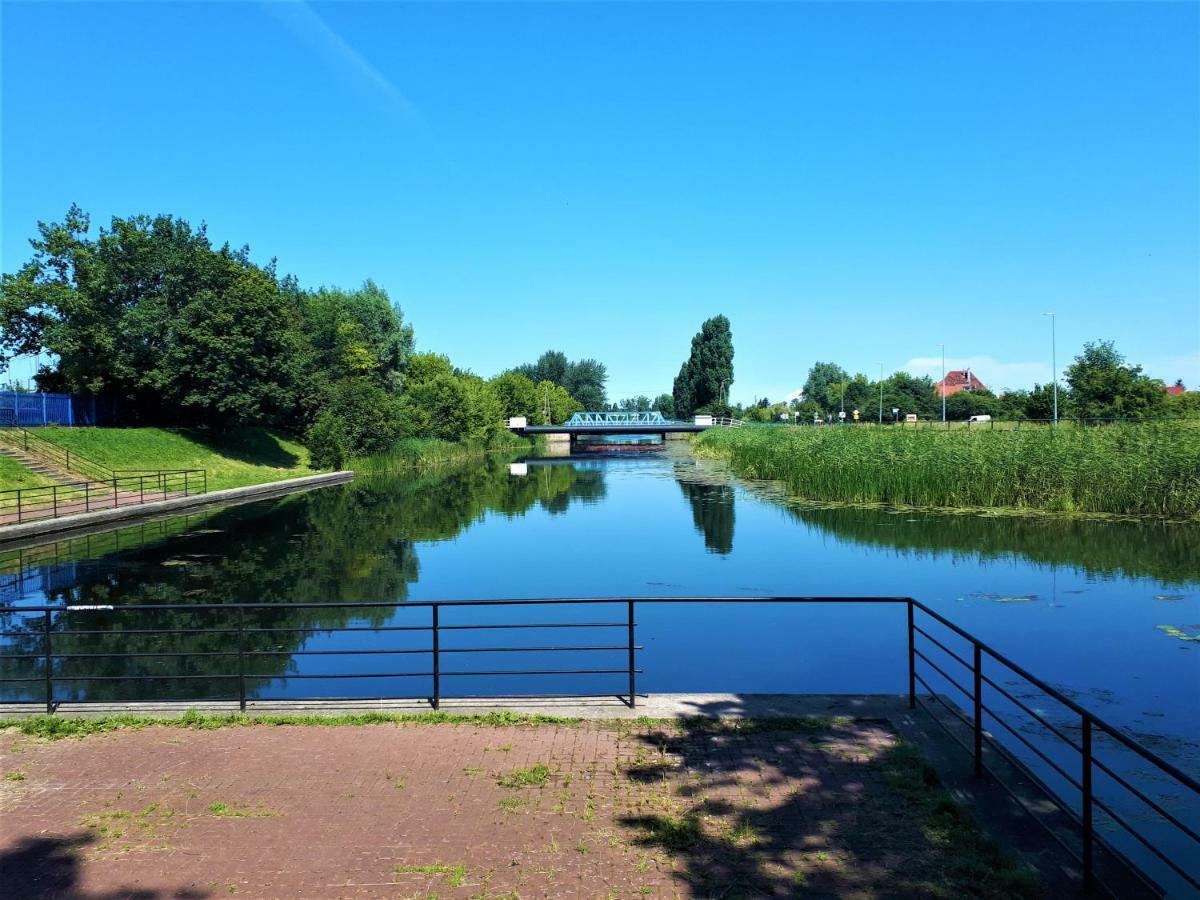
695, 425, 1200, 519
351, 433, 534, 475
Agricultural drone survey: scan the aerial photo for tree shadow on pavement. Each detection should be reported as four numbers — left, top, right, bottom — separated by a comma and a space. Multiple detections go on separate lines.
616, 696, 1041, 898
0, 832, 211, 900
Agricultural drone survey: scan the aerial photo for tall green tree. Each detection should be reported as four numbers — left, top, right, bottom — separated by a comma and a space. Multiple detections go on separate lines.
562, 358, 607, 410
301, 280, 413, 391
672, 315, 734, 417
534, 380, 583, 425
802, 362, 850, 410
0, 206, 306, 427
653, 393, 676, 418
514, 351, 607, 410
1066, 340, 1165, 420
488, 371, 540, 420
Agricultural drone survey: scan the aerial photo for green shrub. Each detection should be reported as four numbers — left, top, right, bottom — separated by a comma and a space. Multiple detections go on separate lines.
307, 379, 402, 462
306, 410, 348, 469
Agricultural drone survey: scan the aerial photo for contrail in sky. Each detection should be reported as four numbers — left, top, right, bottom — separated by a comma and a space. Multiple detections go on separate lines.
260, 0, 418, 122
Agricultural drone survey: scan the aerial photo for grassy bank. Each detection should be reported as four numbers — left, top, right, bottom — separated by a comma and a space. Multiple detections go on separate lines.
39, 427, 319, 491
695, 424, 1200, 519
2, 427, 533, 495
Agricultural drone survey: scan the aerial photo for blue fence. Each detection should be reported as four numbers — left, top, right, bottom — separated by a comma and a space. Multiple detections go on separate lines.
0, 391, 120, 427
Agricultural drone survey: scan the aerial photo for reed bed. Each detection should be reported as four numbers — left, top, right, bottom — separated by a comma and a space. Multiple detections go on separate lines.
352, 433, 532, 475
695, 424, 1200, 519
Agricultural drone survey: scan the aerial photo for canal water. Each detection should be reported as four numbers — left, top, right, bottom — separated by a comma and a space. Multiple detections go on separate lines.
2, 444, 1198, 887
2, 445, 1197, 740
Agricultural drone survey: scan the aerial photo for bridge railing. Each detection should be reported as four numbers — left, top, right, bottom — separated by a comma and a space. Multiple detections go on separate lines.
565, 411, 669, 426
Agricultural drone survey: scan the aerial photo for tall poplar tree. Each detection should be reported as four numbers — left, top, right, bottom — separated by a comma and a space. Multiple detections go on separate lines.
672, 315, 734, 417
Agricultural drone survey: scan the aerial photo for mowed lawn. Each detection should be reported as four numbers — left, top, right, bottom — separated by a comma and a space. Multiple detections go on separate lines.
37, 427, 321, 492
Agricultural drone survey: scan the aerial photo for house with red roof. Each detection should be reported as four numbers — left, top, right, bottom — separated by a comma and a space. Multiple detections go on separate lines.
935, 369, 989, 398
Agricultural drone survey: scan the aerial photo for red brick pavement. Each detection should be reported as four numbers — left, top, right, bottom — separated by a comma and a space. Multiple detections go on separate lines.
0, 719, 980, 899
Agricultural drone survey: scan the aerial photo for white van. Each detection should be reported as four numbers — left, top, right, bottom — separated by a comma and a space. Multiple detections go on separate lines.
967, 414, 992, 424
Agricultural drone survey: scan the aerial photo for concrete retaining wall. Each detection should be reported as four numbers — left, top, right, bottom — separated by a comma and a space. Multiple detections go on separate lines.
0, 471, 354, 546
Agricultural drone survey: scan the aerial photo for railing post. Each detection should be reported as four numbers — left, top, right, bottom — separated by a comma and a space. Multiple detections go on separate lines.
43, 609, 53, 714
139, 476, 145, 504
1082, 714, 1094, 890
627, 600, 636, 709
85, 482, 90, 513
111, 475, 117, 508
16, 488, 23, 524
183, 470, 189, 497
52, 485, 57, 519
907, 601, 916, 709
431, 605, 440, 710
973, 643, 983, 778
237, 607, 247, 713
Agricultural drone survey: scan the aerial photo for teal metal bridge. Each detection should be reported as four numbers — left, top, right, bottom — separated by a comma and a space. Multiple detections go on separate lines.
509, 411, 740, 441
564, 411, 671, 426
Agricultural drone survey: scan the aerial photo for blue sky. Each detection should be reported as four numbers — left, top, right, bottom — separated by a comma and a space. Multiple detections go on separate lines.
3, 1, 1197, 404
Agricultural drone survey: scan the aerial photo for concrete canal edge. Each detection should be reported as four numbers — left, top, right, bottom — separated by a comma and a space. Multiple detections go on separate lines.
0, 470, 354, 546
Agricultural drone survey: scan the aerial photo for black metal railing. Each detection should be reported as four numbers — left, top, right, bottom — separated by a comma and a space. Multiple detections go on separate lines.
0, 470, 207, 525
908, 602, 1200, 897
0, 427, 115, 482
0, 596, 1195, 895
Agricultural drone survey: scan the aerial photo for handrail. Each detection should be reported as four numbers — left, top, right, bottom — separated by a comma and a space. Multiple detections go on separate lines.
0, 429, 208, 511
0, 595, 1194, 894
0, 426, 113, 482
0, 470, 208, 525
908, 599, 1198, 895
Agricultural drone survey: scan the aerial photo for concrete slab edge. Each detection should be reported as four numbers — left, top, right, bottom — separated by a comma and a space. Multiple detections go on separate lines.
0, 470, 354, 545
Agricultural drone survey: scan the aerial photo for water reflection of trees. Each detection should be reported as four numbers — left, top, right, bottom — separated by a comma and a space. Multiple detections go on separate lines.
782, 505, 1200, 587
0, 457, 605, 703
675, 465, 736, 555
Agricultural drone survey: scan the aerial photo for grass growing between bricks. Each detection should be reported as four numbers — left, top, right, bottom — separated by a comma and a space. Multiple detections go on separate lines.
496, 763, 553, 788
393, 862, 468, 887
0, 709, 585, 740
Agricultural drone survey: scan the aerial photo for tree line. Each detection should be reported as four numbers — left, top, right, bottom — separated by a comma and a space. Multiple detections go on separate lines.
741, 340, 1196, 423
0, 207, 614, 464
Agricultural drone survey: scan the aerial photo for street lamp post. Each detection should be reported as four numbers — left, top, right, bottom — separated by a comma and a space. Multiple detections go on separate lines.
878, 363, 883, 425
1043, 312, 1058, 426
938, 344, 946, 424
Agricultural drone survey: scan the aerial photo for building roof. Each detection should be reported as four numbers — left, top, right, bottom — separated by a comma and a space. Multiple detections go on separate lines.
935, 369, 989, 397
1165, 384, 1186, 396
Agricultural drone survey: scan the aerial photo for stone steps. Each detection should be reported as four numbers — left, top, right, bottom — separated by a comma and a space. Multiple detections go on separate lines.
0, 446, 87, 486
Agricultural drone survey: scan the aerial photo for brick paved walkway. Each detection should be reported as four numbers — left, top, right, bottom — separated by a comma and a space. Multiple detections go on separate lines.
0, 719, 1019, 898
